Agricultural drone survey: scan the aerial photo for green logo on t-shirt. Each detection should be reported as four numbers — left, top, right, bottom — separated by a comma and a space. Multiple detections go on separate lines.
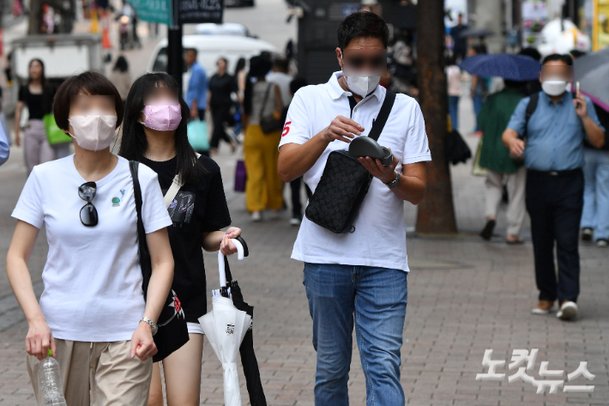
112, 189, 126, 207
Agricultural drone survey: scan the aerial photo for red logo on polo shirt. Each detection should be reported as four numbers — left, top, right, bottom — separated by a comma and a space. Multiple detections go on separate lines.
282, 121, 292, 137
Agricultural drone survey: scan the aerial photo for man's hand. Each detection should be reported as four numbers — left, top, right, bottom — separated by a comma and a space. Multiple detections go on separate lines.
322, 116, 364, 144
358, 155, 399, 183
574, 93, 588, 118
130, 322, 158, 361
508, 138, 525, 159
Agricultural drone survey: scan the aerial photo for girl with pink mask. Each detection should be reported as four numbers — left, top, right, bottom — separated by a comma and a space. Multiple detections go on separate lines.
119, 72, 242, 406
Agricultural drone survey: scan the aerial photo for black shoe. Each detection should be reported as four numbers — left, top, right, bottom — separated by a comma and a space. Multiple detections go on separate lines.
480, 220, 496, 241
581, 228, 593, 242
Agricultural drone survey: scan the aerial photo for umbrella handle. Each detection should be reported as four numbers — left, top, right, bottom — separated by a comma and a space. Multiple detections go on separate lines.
218, 238, 247, 288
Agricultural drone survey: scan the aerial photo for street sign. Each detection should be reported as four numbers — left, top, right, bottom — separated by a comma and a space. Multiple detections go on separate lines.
178, 0, 224, 24
130, 0, 173, 25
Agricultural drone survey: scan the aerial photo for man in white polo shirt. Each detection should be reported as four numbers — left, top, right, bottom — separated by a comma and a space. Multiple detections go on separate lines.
278, 11, 431, 406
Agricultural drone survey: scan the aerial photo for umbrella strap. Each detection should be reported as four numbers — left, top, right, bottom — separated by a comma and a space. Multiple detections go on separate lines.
218, 239, 246, 288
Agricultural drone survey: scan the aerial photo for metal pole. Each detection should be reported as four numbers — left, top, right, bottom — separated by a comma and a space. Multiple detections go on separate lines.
167, 0, 183, 98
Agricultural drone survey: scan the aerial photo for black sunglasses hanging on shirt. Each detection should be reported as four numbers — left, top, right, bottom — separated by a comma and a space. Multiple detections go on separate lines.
78, 181, 99, 227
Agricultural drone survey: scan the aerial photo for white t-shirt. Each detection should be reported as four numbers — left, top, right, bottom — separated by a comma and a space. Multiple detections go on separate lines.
267, 71, 293, 106
279, 72, 431, 272
12, 156, 172, 342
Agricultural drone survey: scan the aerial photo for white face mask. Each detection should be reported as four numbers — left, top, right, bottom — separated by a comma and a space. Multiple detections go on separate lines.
541, 78, 568, 97
68, 113, 117, 151
345, 72, 381, 97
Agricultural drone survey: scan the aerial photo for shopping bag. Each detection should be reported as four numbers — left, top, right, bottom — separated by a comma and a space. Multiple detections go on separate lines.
187, 119, 209, 152
234, 159, 246, 193
43, 114, 72, 145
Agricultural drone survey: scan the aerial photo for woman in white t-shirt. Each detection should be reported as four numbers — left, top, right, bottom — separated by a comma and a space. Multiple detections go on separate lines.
6, 71, 175, 406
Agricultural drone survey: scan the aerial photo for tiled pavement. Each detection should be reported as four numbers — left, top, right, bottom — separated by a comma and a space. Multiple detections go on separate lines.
1, 10, 608, 403
1, 137, 608, 405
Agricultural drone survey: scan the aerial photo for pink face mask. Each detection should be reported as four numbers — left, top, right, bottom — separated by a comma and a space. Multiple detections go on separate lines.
141, 103, 182, 131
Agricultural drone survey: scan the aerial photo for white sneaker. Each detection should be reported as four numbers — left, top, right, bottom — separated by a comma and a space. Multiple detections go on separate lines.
557, 301, 578, 321
289, 217, 301, 226
251, 211, 262, 222
596, 239, 609, 248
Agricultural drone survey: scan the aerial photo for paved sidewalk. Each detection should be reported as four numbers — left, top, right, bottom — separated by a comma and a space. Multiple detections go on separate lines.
2, 134, 608, 405
0, 15, 608, 405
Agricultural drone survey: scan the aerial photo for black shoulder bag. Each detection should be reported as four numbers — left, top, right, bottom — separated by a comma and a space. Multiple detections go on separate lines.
305, 91, 396, 233
129, 161, 189, 363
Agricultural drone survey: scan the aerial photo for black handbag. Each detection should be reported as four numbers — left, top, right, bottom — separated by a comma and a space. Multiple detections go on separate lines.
129, 161, 189, 363
259, 83, 283, 134
305, 91, 396, 233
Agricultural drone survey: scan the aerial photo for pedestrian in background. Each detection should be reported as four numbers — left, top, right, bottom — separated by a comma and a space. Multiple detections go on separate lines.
0, 120, 9, 165
243, 55, 284, 222
446, 55, 461, 131
278, 12, 430, 405
468, 45, 489, 133
284, 76, 311, 226
14, 59, 57, 173
208, 57, 238, 155
184, 48, 208, 121
267, 57, 293, 107
120, 72, 241, 406
581, 104, 609, 247
6, 71, 174, 405
478, 80, 527, 244
109, 55, 132, 103
503, 53, 605, 321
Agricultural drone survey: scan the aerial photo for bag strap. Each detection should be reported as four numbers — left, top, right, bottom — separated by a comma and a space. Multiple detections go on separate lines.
260, 83, 273, 115
164, 175, 183, 208
521, 92, 539, 141
367, 90, 396, 141
129, 160, 152, 295
163, 153, 201, 207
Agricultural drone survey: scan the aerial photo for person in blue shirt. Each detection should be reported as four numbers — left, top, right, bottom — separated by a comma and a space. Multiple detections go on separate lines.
503, 53, 605, 322
184, 48, 208, 121
0, 122, 9, 166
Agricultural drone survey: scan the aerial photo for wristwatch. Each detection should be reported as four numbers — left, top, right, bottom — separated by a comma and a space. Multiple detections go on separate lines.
140, 317, 158, 336
385, 171, 401, 189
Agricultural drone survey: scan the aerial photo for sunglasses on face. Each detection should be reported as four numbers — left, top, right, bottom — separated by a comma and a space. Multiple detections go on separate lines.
343, 53, 387, 70
78, 181, 99, 227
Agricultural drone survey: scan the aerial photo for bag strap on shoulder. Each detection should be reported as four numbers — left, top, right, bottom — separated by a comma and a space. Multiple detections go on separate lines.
521, 92, 539, 140
367, 90, 396, 141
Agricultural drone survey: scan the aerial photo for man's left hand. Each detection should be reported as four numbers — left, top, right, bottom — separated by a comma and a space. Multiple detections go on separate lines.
574, 93, 588, 118
358, 155, 399, 184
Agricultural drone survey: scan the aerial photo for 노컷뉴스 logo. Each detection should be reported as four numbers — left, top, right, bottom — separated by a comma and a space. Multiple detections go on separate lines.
476, 349, 595, 394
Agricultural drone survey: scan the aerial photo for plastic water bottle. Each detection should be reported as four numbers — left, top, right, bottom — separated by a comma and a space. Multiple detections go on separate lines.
37, 349, 67, 406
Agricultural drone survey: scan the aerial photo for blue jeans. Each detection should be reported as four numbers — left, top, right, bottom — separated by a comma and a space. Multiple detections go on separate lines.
448, 95, 460, 132
581, 148, 609, 240
303, 263, 408, 406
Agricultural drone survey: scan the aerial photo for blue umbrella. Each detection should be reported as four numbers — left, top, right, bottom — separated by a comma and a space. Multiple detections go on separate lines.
460, 54, 541, 81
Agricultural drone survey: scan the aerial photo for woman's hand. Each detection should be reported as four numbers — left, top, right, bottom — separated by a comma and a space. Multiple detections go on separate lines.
26, 317, 55, 360
130, 322, 158, 361
220, 227, 242, 256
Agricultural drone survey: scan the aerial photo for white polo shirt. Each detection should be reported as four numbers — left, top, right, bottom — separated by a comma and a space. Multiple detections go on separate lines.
279, 71, 431, 272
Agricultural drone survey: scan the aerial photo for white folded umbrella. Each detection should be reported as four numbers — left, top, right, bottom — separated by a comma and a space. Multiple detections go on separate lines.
198, 242, 250, 406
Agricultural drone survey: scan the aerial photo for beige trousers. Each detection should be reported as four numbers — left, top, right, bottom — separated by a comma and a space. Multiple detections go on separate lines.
484, 166, 527, 237
27, 339, 152, 406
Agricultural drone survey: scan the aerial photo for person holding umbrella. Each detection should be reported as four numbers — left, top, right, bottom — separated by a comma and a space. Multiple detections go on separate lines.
502, 54, 605, 321
478, 79, 528, 243
119, 72, 242, 406
278, 12, 430, 405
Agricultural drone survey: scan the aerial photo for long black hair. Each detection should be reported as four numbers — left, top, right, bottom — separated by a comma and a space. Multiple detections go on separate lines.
119, 72, 201, 184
